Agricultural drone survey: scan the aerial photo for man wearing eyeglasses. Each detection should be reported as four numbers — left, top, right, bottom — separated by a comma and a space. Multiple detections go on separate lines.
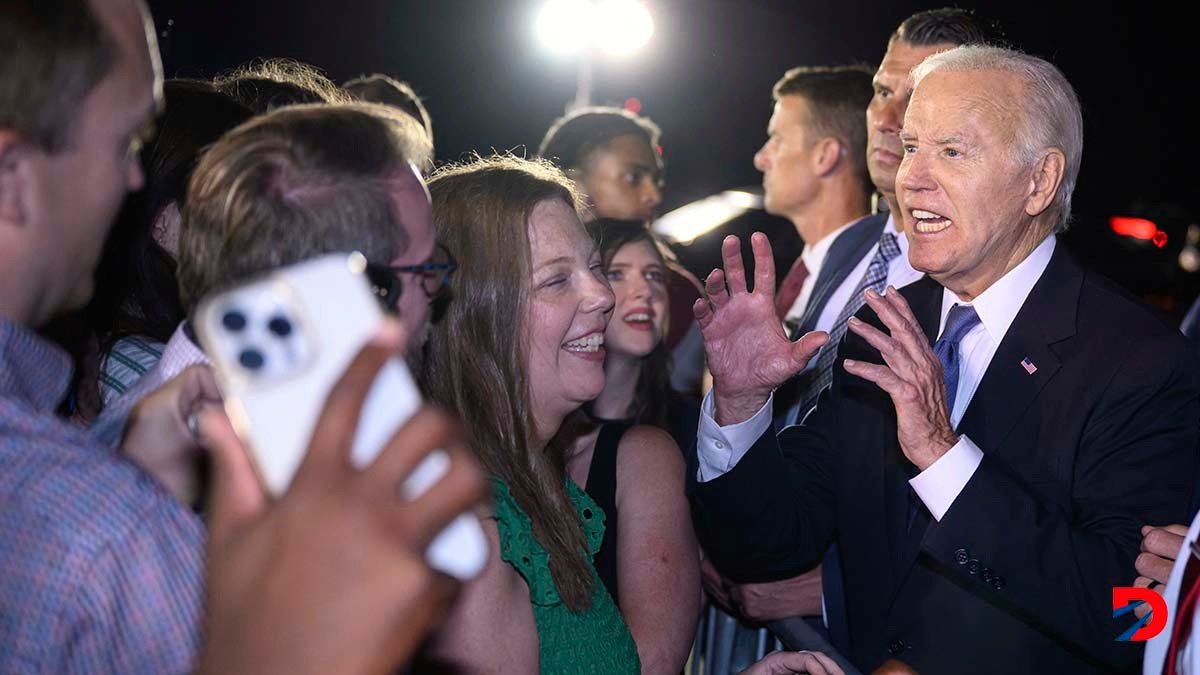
90, 103, 445, 464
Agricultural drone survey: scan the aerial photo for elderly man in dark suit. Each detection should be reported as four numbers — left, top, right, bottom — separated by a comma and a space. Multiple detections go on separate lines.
690, 44, 1199, 675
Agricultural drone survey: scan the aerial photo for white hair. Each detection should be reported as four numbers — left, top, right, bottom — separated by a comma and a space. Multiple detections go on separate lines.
910, 45, 1083, 233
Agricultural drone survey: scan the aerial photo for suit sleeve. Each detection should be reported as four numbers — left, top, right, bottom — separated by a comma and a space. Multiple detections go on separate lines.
922, 332, 1200, 669
688, 386, 839, 583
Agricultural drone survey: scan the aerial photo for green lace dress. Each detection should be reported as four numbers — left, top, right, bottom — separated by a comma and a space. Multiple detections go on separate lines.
490, 477, 641, 674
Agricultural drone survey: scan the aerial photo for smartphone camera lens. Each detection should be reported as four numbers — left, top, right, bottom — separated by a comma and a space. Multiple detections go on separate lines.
238, 347, 265, 371
222, 309, 247, 332
267, 315, 293, 338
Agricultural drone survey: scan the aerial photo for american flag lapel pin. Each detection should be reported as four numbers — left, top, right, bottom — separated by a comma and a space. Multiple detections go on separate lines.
1020, 357, 1038, 375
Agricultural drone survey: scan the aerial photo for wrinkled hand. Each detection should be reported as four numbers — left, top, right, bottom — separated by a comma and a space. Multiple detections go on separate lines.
740, 650, 844, 675
194, 328, 489, 675
695, 233, 827, 425
1133, 524, 1189, 618
844, 287, 957, 471
121, 365, 222, 503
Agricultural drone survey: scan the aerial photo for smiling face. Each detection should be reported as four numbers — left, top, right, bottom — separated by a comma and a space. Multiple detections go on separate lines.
603, 238, 668, 360
866, 40, 955, 205
525, 198, 615, 434
897, 68, 1051, 300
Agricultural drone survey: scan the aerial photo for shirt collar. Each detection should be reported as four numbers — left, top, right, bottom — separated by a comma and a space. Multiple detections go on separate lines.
800, 215, 869, 278
940, 234, 1057, 342
0, 317, 73, 413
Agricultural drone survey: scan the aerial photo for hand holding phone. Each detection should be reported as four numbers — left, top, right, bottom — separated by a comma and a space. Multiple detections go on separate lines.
194, 252, 488, 580
196, 338, 489, 675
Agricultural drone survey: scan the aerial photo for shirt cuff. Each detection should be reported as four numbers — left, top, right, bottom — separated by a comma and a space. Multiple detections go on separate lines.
696, 391, 774, 483
908, 435, 984, 521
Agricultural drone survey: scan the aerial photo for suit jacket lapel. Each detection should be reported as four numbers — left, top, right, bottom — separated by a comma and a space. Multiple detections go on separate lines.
888, 246, 1080, 602
955, 245, 1079, 452
793, 214, 887, 337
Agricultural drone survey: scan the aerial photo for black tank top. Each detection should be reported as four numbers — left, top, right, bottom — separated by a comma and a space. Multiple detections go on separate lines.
584, 421, 632, 608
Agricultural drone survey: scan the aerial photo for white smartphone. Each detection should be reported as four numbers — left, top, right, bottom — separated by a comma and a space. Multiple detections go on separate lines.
193, 251, 487, 580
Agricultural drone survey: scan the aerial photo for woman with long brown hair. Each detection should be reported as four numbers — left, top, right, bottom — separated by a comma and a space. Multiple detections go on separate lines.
419, 156, 698, 673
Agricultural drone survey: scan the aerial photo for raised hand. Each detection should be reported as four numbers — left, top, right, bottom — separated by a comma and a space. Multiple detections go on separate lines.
844, 287, 957, 470
694, 233, 827, 425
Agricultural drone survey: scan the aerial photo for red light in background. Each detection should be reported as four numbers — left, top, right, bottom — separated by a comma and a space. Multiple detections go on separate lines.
623, 97, 642, 114
1110, 216, 1159, 241
1153, 231, 1169, 248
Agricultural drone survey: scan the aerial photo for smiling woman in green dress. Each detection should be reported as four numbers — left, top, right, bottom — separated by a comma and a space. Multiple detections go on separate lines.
419, 155, 699, 674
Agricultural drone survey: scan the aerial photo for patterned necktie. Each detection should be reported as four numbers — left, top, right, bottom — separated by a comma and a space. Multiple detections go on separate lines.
797, 232, 901, 416
934, 304, 981, 415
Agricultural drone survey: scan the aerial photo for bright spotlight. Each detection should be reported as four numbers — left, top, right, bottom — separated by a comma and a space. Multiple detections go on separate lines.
595, 0, 654, 56
535, 0, 594, 55
536, 0, 653, 57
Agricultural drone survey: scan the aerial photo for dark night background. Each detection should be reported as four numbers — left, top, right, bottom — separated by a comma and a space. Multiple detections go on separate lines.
147, 0, 1198, 318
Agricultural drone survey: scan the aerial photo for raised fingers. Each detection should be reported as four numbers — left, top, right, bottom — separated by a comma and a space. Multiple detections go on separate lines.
750, 232, 776, 298
705, 268, 730, 308
721, 235, 748, 295
843, 358, 907, 398
863, 288, 922, 344
846, 316, 902, 365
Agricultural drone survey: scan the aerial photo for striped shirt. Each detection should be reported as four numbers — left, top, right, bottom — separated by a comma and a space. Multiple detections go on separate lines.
98, 335, 165, 407
90, 323, 209, 448
0, 318, 204, 674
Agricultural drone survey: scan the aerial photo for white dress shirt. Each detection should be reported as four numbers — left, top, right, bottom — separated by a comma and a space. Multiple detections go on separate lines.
1145, 511, 1200, 674
787, 214, 925, 375
697, 234, 1057, 523
783, 219, 857, 324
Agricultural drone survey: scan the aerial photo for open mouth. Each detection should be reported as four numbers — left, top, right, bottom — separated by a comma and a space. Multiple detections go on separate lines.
563, 333, 605, 353
910, 208, 952, 234
623, 310, 655, 331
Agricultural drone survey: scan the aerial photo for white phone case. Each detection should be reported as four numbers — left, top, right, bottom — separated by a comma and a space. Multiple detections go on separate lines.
194, 252, 486, 580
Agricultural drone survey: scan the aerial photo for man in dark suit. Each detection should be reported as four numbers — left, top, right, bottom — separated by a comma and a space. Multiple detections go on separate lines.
759, 64, 876, 356
690, 45, 1199, 675
706, 10, 1002, 648
698, 65, 877, 666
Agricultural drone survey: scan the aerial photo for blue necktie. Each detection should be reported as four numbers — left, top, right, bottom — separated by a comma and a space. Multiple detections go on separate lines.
934, 304, 981, 415
792, 232, 901, 421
